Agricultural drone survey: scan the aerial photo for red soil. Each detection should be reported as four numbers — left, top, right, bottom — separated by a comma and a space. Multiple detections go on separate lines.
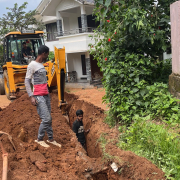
66, 88, 108, 110
0, 92, 166, 180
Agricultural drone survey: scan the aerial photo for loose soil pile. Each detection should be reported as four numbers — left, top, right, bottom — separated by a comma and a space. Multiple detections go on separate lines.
0, 92, 166, 180
0, 95, 11, 109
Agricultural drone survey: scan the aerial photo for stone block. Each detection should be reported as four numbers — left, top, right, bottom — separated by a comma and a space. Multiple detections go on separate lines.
169, 73, 180, 99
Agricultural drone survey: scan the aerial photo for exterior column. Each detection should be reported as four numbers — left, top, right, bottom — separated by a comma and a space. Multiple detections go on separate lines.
57, 20, 63, 36
81, 5, 88, 33
65, 53, 69, 82
56, 11, 63, 36
169, 1, 180, 99
85, 52, 92, 82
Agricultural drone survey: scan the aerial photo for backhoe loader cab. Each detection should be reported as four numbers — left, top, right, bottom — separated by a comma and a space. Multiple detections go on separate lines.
3, 30, 45, 65
0, 31, 45, 99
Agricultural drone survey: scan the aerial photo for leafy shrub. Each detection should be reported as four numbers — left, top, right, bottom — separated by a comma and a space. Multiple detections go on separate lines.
155, 59, 172, 84
90, 0, 177, 124
118, 117, 180, 179
48, 51, 54, 60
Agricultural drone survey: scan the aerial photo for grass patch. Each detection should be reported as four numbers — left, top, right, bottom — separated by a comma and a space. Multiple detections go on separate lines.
97, 88, 105, 92
118, 116, 180, 180
97, 133, 121, 163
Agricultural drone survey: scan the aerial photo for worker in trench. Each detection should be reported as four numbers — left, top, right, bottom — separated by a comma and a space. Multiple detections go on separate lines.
25, 45, 61, 148
72, 110, 90, 150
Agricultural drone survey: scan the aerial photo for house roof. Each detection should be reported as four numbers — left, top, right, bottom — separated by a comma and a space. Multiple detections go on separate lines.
75, 0, 94, 5
36, 0, 95, 17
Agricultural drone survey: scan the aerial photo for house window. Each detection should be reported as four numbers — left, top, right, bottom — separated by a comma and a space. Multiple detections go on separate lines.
46, 22, 57, 41
87, 15, 100, 29
78, 14, 100, 32
81, 55, 87, 75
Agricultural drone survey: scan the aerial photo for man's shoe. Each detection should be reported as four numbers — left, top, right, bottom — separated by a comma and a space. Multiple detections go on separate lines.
35, 140, 50, 148
47, 140, 62, 148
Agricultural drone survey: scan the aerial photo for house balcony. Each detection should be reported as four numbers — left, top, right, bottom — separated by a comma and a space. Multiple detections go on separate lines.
52, 27, 98, 53
58, 27, 96, 36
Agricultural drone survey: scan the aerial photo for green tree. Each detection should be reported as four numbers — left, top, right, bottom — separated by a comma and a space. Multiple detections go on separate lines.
90, 0, 178, 124
0, 44, 3, 67
0, 2, 44, 41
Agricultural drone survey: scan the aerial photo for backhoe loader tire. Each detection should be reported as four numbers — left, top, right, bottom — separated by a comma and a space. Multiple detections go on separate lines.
0, 78, 5, 95
3, 70, 10, 100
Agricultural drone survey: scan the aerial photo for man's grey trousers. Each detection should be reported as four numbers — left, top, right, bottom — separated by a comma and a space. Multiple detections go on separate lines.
35, 94, 53, 141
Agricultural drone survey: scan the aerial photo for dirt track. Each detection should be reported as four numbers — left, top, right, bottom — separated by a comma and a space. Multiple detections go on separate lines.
65, 88, 108, 110
0, 91, 165, 179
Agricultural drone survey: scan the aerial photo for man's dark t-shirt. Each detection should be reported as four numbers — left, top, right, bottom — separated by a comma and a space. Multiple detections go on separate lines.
72, 120, 85, 145
22, 46, 32, 56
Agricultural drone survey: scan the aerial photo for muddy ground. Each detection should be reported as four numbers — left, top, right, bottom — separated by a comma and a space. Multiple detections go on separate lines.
0, 95, 11, 109
0, 91, 166, 180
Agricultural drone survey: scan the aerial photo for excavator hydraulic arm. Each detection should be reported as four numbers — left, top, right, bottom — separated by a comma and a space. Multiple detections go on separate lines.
47, 47, 67, 115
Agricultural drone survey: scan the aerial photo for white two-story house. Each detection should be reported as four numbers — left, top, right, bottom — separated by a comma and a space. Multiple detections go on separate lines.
35, 0, 102, 87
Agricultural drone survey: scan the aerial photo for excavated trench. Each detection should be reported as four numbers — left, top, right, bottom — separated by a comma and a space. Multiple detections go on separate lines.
64, 92, 109, 180
0, 91, 166, 180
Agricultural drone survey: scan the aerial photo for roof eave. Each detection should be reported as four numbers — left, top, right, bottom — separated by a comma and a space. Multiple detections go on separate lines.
74, 0, 83, 4
74, 0, 94, 5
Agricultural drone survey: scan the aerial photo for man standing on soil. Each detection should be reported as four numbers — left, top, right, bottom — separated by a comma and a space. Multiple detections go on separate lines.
25, 45, 61, 148
72, 110, 90, 150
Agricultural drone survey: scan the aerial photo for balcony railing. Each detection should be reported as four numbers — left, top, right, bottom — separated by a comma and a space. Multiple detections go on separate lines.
46, 27, 97, 41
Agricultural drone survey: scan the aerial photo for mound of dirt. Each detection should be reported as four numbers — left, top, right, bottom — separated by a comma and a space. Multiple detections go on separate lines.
0, 92, 165, 180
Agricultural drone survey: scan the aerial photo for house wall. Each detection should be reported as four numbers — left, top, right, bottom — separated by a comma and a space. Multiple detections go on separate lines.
67, 8, 93, 31
69, 15, 79, 32
58, 33, 96, 53
45, 41, 60, 51
85, 6, 94, 15
42, 13, 96, 51
42, 16, 57, 23
67, 53, 87, 79
63, 17, 70, 32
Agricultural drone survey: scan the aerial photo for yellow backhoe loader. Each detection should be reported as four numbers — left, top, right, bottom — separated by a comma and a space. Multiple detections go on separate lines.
0, 30, 67, 114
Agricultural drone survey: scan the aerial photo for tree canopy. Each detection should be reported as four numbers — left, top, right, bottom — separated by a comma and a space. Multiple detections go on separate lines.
90, 0, 178, 124
0, 2, 44, 41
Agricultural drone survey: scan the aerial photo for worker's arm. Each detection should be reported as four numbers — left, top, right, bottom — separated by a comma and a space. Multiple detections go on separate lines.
25, 78, 33, 97
25, 64, 38, 106
25, 78, 38, 106
23, 53, 27, 57
29, 47, 34, 53
72, 122, 78, 136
